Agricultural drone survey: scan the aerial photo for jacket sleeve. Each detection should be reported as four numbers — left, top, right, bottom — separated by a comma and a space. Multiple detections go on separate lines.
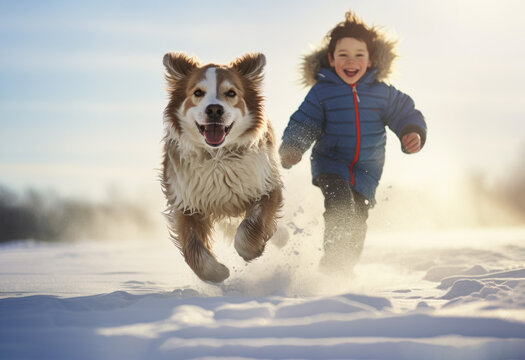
383, 85, 427, 152
281, 85, 324, 153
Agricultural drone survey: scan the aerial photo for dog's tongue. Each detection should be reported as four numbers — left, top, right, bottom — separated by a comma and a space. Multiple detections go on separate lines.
203, 124, 227, 145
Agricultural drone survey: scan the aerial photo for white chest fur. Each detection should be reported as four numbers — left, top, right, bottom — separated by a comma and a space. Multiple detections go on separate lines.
165, 144, 277, 218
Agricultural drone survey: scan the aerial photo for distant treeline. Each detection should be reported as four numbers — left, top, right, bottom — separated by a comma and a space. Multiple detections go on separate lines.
495, 149, 525, 217
466, 146, 525, 225
0, 186, 157, 243
2, 148, 524, 243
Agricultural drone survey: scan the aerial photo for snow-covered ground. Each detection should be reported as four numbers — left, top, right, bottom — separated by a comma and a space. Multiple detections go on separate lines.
1, 224, 525, 359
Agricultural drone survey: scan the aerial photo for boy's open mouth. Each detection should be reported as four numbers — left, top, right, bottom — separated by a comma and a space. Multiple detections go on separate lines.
344, 69, 359, 78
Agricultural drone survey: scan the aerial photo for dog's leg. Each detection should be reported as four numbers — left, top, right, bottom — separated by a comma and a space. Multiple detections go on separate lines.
171, 211, 230, 283
235, 187, 283, 261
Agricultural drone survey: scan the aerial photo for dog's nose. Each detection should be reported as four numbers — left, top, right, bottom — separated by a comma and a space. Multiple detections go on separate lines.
205, 104, 224, 119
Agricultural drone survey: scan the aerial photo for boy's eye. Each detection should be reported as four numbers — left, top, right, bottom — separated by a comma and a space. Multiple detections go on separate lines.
194, 89, 205, 97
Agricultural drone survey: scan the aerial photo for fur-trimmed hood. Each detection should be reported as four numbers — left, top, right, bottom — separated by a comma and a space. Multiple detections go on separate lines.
301, 13, 398, 87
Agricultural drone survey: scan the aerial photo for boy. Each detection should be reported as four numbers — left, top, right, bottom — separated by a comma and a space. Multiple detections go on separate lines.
279, 11, 427, 274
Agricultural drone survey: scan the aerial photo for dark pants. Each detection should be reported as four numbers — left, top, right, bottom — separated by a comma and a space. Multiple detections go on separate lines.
313, 174, 370, 272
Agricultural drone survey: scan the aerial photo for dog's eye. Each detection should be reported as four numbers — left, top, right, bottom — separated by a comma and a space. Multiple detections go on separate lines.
226, 90, 236, 98
194, 89, 205, 97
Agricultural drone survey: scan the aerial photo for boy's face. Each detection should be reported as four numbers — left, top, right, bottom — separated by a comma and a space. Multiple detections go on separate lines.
328, 37, 372, 85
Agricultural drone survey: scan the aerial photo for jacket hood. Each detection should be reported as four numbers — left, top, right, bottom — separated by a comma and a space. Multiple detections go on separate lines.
301, 13, 398, 87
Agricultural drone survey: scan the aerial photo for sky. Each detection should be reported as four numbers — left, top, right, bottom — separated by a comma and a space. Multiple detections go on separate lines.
1, 0, 525, 216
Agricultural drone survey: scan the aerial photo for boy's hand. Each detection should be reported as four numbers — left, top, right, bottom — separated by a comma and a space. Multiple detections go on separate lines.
279, 145, 302, 169
402, 132, 422, 154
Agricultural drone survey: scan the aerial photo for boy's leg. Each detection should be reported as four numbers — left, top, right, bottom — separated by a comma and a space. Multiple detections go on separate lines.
348, 189, 370, 267
314, 174, 356, 273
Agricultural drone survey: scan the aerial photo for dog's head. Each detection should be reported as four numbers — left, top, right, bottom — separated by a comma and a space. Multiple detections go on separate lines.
163, 52, 266, 149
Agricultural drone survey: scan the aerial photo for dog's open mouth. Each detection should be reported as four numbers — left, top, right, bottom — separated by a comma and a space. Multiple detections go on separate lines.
197, 122, 234, 146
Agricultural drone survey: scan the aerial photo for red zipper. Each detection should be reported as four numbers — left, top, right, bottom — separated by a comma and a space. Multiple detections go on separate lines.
349, 84, 361, 186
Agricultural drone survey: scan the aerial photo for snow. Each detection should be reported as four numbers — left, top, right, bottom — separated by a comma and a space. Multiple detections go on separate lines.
1, 226, 525, 359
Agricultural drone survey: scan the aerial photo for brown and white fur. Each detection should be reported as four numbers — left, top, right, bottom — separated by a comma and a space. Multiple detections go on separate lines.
161, 52, 283, 283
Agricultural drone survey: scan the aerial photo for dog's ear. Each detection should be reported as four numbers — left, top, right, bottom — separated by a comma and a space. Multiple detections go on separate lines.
163, 52, 199, 82
230, 53, 266, 83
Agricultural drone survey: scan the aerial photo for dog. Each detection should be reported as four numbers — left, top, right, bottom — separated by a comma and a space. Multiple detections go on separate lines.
161, 52, 283, 283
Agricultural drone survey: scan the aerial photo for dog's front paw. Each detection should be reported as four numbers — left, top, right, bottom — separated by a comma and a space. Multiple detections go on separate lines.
201, 262, 230, 283
189, 247, 230, 283
234, 218, 268, 261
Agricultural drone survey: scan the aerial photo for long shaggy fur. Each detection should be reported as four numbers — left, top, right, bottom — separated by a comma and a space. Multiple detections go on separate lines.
161, 52, 283, 283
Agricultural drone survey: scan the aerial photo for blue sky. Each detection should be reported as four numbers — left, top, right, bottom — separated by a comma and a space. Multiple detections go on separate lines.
1, 0, 525, 202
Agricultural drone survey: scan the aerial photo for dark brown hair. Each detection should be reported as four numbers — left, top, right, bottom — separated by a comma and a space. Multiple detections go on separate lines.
327, 11, 378, 61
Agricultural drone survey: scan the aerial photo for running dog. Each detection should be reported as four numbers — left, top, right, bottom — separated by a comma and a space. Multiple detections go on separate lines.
161, 52, 283, 282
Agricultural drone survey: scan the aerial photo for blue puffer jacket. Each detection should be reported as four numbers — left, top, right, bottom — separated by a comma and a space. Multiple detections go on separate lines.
281, 67, 426, 204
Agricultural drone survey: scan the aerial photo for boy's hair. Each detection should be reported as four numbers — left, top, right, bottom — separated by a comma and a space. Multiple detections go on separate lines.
301, 10, 397, 87
327, 11, 377, 60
